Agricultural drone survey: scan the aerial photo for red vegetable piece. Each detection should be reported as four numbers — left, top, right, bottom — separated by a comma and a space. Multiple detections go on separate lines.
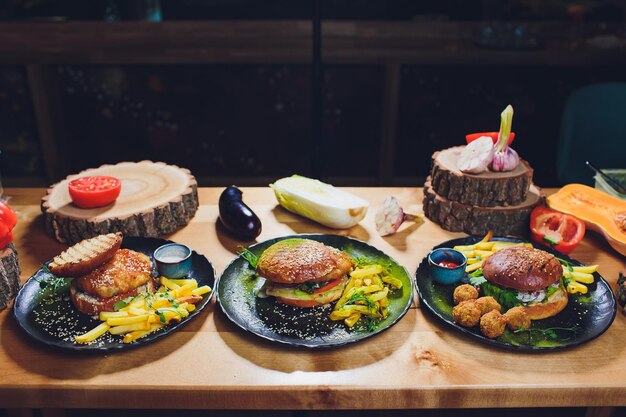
530, 206, 585, 254
466, 132, 515, 146
68, 176, 122, 209
0, 202, 17, 249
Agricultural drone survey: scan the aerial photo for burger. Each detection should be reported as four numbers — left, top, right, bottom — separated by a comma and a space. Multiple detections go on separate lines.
257, 238, 353, 308
480, 246, 568, 320
49, 233, 155, 315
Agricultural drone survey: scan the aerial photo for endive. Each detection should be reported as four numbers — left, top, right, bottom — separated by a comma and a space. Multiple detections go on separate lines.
270, 175, 369, 229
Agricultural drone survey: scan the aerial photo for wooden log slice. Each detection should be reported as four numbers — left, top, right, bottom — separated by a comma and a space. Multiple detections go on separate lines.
41, 161, 199, 244
423, 176, 543, 237
430, 146, 534, 207
0, 243, 21, 310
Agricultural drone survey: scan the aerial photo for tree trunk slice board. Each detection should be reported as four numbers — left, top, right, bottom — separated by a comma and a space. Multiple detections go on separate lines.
41, 161, 199, 244
430, 146, 534, 207
423, 176, 543, 237
0, 243, 20, 310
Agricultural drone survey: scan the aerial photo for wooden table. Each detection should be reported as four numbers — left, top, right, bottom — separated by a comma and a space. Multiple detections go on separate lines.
0, 187, 624, 411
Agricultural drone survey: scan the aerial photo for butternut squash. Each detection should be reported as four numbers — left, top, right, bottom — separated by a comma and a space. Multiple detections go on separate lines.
547, 184, 626, 256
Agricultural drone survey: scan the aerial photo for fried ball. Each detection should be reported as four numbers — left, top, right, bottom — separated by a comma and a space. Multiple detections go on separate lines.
475, 296, 502, 316
504, 306, 531, 330
453, 284, 479, 305
480, 310, 507, 339
452, 300, 481, 327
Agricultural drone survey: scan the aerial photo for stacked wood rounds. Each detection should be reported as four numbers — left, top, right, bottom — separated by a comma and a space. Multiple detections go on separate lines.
423, 146, 542, 236
41, 161, 199, 244
0, 243, 20, 310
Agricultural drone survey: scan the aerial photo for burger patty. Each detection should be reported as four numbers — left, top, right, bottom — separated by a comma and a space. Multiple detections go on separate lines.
482, 246, 563, 291
257, 238, 354, 285
72, 249, 153, 299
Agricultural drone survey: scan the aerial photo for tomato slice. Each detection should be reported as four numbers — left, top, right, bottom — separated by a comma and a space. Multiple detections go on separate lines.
466, 132, 515, 146
312, 277, 344, 294
68, 176, 122, 209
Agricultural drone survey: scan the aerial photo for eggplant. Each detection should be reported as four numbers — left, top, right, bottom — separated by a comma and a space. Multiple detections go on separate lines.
218, 186, 262, 240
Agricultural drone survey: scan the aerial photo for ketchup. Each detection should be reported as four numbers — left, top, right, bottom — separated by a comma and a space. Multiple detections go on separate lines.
437, 260, 459, 268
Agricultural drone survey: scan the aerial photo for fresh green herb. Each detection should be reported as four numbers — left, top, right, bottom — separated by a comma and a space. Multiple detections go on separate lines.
476, 255, 482, 261
113, 296, 135, 311
298, 281, 326, 294
556, 257, 575, 273
345, 290, 375, 309
34, 274, 73, 304
514, 326, 578, 343
158, 310, 167, 323
366, 317, 378, 332
469, 268, 483, 278
469, 275, 486, 286
352, 256, 371, 268
239, 247, 259, 269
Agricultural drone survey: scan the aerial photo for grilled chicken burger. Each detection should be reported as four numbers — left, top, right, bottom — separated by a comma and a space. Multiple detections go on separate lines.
480, 246, 567, 320
257, 238, 353, 308
50, 233, 155, 315
70, 249, 154, 315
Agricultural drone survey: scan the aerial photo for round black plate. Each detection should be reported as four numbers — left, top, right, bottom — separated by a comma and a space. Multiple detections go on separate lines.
416, 237, 616, 351
216, 234, 414, 348
13, 236, 215, 352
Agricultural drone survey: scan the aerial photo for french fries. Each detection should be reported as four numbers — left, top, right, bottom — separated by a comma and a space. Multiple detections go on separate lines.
75, 277, 211, 344
453, 232, 532, 273
330, 264, 402, 328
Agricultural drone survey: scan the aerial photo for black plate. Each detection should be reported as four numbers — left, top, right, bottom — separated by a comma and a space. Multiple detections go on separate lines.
13, 236, 215, 352
416, 237, 617, 351
216, 234, 414, 348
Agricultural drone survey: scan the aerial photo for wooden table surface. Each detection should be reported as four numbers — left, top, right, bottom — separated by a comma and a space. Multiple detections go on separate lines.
0, 187, 625, 410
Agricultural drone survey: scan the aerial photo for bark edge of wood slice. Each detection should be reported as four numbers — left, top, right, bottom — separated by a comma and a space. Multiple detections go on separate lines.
430, 146, 534, 207
423, 176, 543, 237
0, 243, 21, 310
41, 161, 199, 244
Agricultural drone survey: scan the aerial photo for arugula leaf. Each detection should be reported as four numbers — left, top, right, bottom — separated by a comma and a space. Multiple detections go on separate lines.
113, 296, 135, 311
469, 268, 483, 278
238, 247, 259, 269
346, 290, 375, 309
556, 257, 575, 273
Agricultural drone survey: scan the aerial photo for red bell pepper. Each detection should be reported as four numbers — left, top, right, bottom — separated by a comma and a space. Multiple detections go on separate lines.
0, 201, 17, 249
530, 206, 585, 254
466, 132, 515, 146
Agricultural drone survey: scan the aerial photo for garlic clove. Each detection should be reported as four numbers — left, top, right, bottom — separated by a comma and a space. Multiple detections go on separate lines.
375, 196, 406, 236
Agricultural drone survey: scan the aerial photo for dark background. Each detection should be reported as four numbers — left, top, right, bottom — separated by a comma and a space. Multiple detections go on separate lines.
1, 0, 625, 188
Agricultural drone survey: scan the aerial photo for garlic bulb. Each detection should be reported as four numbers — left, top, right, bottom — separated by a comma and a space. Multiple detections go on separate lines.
457, 136, 494, 174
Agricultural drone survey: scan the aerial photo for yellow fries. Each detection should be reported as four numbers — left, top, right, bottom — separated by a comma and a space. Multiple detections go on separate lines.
455, 232, 534, 273
75, 322, 110, 344
331, 264, 402, 328
75, 277, 211, 344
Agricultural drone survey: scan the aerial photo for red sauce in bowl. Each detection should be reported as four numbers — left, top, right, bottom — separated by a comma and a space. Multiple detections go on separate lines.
437, 261, 459, 268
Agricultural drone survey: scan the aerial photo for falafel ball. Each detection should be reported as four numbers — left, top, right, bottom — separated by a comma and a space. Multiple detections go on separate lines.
504, 306, 531, 330
480, 310, 507, 339
453, 284, 479, 305
475, 296, 502, 316
452, 300, 481, 327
